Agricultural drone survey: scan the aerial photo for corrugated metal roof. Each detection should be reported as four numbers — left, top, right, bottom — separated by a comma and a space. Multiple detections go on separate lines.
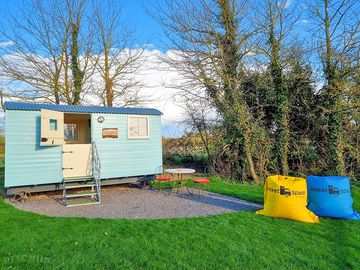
4, 101, 163, 115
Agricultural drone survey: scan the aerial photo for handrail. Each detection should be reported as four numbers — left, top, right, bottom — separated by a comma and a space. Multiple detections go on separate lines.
92, 141, 101, 176
92, 141, 101, 202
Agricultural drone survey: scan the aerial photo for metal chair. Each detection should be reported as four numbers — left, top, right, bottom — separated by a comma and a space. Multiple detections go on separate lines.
155, 176, 173, 189
153, 166, 173, 193
192, 178, 211, 197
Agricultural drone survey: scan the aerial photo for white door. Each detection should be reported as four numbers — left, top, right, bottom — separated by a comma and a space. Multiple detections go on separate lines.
40, 109, 64, 146
63, 144, 92, 178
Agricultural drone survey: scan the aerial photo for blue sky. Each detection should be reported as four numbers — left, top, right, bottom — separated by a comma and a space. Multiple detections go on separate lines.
122, 0, 165, 49
0, 0, 187, 137
1, 0, 167, 50
0, 0, 359, 136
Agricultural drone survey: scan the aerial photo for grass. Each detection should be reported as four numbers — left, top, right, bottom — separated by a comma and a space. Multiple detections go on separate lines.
205, 177, 264, 204
0, 169, 359, 269
154, 177, 264, 204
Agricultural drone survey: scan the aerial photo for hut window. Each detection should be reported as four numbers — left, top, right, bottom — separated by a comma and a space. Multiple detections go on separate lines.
50, 119, 58, 131
128, 116, 149, 138
64, 123, 78, 141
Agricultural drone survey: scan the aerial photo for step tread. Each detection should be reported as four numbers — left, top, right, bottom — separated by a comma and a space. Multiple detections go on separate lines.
64, 176, 94, 182
65, 184, 96, 189
66, 201, 101, 207
66, 191, 98, 198
64, 175, 93, 179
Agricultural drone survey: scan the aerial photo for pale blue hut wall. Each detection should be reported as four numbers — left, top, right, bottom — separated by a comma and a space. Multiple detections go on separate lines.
5, 110, 63, 187
91, 113, 162, 179
5, 110, 162, 188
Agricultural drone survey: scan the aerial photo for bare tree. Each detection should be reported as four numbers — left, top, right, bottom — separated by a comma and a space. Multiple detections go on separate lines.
0, 0, 94, 105
251, 0, 300, 175
182, 97, 217, 160
91, 0, 144, 107
152, 0, 261, 182
308, 0, 360, 174
70, 0, 86, 104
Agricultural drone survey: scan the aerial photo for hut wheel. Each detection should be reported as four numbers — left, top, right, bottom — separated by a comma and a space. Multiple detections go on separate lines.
10, 191, 31, 204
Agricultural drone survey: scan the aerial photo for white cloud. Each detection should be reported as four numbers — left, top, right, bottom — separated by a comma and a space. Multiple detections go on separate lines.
87, 48, 188, 124
0, 48, 190, 136
0, 41, 15, 47
298, 19, 308, 24
282, 0, 291, 9
133, 49, 188, 123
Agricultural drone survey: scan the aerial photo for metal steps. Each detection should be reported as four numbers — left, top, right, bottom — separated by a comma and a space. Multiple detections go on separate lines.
62, 142, 102, 207
64, 176, 93, 182
65, 183, 96, 189
66, 201, 101, 207
63, 176, 101, 207
66, 191, 98, 198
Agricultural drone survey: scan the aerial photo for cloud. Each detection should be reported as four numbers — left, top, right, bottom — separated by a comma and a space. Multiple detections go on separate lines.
87, 48, 189, 125
0, 41, 15, 47
133, 49, 188, 123
0, 48, 190, 136
298, 19, 308, 24
284, 0, 291, 9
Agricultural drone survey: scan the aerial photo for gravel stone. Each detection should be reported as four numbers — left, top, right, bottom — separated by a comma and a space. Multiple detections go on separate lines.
7, 186, 262, 219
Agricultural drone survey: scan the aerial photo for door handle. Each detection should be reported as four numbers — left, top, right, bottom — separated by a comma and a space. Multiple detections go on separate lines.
62, 151, 74, 154
62, 167, 74, 170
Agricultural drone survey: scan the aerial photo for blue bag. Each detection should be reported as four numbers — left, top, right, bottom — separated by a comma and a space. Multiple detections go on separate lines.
307, 176, 360, 220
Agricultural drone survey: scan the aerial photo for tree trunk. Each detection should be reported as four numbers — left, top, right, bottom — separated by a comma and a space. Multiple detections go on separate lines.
273, 65, 289, 175
103, 50, 114, 107
244, 128, 259, 183
324, 0, 345, 174
53, 84, 60, 104
71, 22, 83, 105
218, 0, 260, 182
269, 7, 289, 175
105, 79, 114, 107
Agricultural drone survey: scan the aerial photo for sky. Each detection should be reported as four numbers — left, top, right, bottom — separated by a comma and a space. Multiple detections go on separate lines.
1, 0, 168, 49
0, 0, 188, 137
121, 0, 166, 50
0, 0, 358, 136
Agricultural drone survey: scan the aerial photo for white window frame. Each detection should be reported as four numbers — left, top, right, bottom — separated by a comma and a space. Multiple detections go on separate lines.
127, 115, 150, 139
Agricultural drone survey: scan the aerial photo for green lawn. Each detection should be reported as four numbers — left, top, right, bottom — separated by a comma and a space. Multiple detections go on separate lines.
0, 169, 359, 269
154, 177, 264, 204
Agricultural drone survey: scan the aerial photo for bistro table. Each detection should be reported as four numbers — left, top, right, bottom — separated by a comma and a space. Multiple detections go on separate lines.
164, 168, 196, 195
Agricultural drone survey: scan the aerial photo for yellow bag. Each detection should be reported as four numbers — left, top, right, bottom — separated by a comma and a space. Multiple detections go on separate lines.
256, 175, 319, 223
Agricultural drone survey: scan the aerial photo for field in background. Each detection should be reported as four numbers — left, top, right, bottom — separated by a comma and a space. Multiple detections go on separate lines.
163, 135, 208, 173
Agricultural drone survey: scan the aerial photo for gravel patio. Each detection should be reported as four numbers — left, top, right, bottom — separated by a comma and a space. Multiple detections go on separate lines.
7, 186, 262, 219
